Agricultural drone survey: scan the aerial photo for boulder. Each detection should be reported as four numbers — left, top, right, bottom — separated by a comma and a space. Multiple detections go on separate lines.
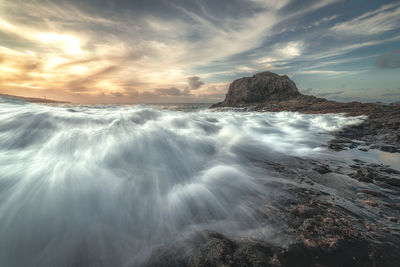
212, 72, 301, 107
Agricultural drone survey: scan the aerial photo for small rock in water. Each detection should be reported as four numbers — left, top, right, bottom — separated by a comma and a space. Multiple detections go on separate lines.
312, 164, 332, 174
349, 143, 358, 149
329, 143, 346, 151
380, 145, 398, 153
349, 167, 387, 183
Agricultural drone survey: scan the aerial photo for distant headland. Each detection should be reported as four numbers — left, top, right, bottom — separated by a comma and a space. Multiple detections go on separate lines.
0, 94, 69, 104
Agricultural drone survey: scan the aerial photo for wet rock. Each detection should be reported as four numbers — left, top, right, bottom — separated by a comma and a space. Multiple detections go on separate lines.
380, 145, 398, 153
370, 144, 380, 149
328, 143, 345, 151
360, 189, 384, 197
363, 200, 379, 207
312, 164, 332, 174
386, 178, 400, 187
349, 143, 358, 149
379, 167, 400, 175
143, 178, 400, 267
350, 164, 361, 169
349, 167, 377, 183
142, 231, 278, 267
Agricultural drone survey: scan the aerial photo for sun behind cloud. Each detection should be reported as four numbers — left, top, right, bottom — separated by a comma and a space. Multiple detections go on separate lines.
0, 0, 399, 103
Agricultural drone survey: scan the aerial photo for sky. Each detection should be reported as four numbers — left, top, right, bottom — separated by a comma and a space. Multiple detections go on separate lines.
0, 0, 399, 103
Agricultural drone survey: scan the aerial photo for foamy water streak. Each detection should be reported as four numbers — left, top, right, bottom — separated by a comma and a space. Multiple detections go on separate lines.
0, 97, 364, 266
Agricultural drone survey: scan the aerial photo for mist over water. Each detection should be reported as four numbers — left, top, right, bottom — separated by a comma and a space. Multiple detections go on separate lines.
0, 97, 365, 266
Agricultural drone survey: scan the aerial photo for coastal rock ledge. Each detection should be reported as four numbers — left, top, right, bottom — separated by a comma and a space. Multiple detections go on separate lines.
210, 71, 400, 153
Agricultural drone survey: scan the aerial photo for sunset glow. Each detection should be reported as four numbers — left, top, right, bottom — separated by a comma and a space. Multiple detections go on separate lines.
0, 0, 399, 103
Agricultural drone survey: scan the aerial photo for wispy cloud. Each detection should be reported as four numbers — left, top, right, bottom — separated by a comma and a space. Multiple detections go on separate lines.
0, 0, 399, 103
297, 70, 360, 75
317, 90, 344, 97
331, 3, 400, 35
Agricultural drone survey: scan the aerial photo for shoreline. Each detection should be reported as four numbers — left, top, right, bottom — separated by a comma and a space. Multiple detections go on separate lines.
143, 142, 400, 267
210, 97, 400, 154
141, 101, 400, 266
142, 121, 400, 267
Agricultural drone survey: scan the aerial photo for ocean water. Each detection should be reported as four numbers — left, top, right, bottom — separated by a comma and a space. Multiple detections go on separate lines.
0, 96, 366, 266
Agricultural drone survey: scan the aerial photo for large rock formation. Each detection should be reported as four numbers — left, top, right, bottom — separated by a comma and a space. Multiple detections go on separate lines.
211, 72, 301, 108
210, 71, 400, 153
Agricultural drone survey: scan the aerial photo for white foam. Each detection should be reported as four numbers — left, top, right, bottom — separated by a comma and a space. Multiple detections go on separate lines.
0, 98, 365, 266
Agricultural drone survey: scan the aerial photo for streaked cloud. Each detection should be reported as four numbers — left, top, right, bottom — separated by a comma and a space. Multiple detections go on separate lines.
331, 3, 400, 35
0, 0, 399, 103
317, 90, 344, 97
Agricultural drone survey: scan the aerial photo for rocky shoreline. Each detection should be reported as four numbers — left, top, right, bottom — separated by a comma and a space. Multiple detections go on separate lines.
211, 72, 400, 154
141, 72, 400, 267
142, 154, 400, 267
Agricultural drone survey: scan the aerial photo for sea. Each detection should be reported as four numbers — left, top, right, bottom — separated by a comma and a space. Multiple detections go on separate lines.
0, 95, 397, 266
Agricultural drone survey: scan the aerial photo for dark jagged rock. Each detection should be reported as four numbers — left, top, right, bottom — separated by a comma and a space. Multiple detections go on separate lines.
348, 162, 400, 188
140, 156, 400, 267
142, 187, 400, 267
142, 231, 278, 267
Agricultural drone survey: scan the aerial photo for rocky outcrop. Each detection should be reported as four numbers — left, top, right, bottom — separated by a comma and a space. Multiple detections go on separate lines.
211, 72, 301, 108
142, 172, 400, 267
210, 71, 400, 153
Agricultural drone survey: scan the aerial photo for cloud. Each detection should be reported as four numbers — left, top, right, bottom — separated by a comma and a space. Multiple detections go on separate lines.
187, 76, 204, 90
0, 0, 399, 103
316, 90, 344, 97
377, 49, 400, 68
381, 92, 400, 97
110, 91, 124, 98
298, 70, 357, 75
155, 87, 191, 96
331, 3, 400, 35
66, 66, 121, 92
311, 15, 340, 27
0, 0, 295, 101
380, 88, 400, 97
301, 88, 313, 94
276, 41, 303, 58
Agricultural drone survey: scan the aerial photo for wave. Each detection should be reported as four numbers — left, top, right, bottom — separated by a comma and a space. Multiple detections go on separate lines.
0, 97, 365, 266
